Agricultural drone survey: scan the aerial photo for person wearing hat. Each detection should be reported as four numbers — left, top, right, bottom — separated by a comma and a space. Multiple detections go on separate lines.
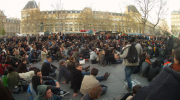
58, 60, 71, 84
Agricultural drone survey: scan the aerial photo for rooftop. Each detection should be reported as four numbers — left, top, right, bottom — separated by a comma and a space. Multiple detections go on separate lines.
23, 1, 38, 10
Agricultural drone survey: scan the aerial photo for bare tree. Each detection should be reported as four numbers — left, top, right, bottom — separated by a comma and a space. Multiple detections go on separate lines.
151, 0, 168, 34
51, 0, 67, 32
134, 0, 155, 34
79, 8, 95, 30
21, 9, 42, 34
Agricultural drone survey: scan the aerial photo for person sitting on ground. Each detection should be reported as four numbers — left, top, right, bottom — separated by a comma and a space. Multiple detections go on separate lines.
41, 56, 59, 77
0, 60, 10, 76
0, 51, 6, 62
28, 76, 68, 100
139, 56, 151, 77
34, 85, 55, 100
7, 66, 20, 93
126, 85, 142, 100
5, 55, 13, 66
163, 56, 173, 68
81, 85, 102, 100
41, 47, 48, 63
147, 59, 161, 82
34, 68, 69, 95
80, 68, 108, 96
18, 58, 29, 73
90, 47, 98, 64
131, 48, 180, 100
58, 60, 71, 84
70, 64, 83, 97
14, 50, 22, 61
67, 57, 90, 73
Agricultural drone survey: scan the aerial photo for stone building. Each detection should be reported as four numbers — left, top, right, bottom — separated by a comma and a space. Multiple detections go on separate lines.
21, 1, 155, 35
171, 10, 180, 37
0, 10, 20, 36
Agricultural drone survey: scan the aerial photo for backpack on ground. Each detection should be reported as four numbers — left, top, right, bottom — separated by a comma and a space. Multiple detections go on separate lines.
126, 43, 138, 63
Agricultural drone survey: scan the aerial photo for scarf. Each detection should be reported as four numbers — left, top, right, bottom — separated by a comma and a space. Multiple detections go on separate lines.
145, 59, 151, 65
171, 64, 180, 72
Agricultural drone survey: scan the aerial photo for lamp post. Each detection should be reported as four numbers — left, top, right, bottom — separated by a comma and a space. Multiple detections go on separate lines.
40, 22, 43, 32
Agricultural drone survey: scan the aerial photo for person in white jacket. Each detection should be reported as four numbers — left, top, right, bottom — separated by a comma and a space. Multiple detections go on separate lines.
90, 47, 98, 64
41, 47, 48, 63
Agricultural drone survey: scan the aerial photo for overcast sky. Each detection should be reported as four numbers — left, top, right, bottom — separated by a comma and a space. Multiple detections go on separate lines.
0, 0, 180, 28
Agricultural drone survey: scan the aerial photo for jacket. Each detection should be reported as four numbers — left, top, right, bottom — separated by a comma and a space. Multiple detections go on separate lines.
80, 75, 100, 95
34, 85, 54, 100
99, 54, 106, 66
119, 43, 142, 66
139, 62, 151, 77
147, 63, 161, 82
90, 51, 97, 60
18, 63, 28, 73
41, 51, 48, 63
58, 65, 70, 82
0, 64, 10, 75
132, 66, 180, 100
7, 72, 20, 90
41, 60, 57, 76
72, 51, 79, 60
71, 68, 83, 93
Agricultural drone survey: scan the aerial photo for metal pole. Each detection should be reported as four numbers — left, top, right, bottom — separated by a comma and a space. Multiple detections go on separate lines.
49, 17, 50, 32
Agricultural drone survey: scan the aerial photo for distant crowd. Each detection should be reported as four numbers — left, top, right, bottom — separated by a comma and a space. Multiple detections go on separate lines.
0, 33, 180, 100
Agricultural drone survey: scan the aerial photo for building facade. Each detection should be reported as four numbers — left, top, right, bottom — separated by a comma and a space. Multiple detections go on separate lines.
171, 11, 180, 37
0, 10, 20, 36
21, 1, 155, 35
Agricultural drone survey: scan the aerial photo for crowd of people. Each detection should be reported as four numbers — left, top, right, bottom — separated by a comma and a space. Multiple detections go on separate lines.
0, 33, 180, 100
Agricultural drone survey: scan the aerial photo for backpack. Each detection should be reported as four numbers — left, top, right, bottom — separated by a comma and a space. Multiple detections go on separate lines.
126, 43, 138, 63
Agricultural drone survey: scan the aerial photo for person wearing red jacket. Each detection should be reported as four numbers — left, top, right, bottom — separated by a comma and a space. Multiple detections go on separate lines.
0, 60, 10, 76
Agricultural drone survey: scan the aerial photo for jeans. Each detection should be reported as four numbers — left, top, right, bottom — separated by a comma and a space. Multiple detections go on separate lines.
58, 67, 71, 83
100, 85, 107, 95
81, 72, 105, 82
125, 66, 136, 90
49, 68, 56, 77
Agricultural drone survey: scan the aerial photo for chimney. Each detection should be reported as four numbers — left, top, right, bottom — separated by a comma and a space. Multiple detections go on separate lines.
38, 2, 40, 10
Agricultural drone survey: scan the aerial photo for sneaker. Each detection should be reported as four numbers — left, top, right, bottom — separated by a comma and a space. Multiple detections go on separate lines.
126, 87, 132, 92
58, 90, 70, 97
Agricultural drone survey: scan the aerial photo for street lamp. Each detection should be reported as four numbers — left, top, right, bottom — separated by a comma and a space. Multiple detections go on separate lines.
40, 22, 43, 31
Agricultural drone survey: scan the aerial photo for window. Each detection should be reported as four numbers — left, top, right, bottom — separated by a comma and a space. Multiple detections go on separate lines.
72, 11, 75, 13
69, 22, 73, 25
77, 11, 80, 13
65, 22, 68, 25
69, 27, 73, 31
65, 27, 68, 31
75, 22, 78, 24
55, 27, 60, 31
67, 11, 71, 13
75, 27, 78, 31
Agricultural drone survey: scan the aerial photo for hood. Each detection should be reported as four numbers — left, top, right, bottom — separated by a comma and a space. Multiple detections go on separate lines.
37, 85, 48, 97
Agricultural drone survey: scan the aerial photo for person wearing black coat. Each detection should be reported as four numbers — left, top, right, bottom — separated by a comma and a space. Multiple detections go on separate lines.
147, 59, 161, 82
132, 66, 180, 100
70, 64, 83, 97
18, 58, 28, 73
41, 56, 58, 77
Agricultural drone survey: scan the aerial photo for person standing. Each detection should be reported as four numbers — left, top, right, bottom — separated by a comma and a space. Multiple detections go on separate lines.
118, 37, 142, 92
41, 47, 48, 63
